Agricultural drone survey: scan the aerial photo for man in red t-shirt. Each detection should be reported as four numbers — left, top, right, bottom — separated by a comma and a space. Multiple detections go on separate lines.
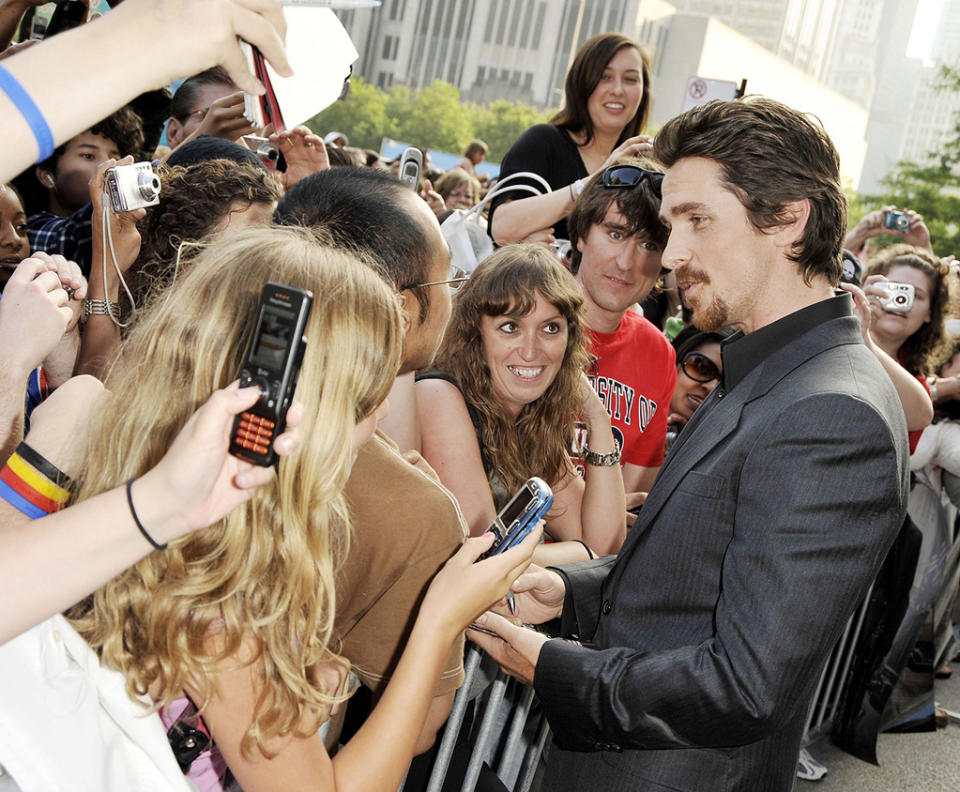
568, 160, 676, 496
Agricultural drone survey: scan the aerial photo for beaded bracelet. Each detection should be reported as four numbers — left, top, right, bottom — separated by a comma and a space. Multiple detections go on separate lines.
0, 63, 54, 161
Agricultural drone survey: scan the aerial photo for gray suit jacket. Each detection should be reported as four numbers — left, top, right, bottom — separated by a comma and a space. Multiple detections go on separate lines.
534, 306, 910, 792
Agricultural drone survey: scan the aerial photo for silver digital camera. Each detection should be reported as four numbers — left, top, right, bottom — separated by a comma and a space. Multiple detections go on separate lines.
105, 162, 160, 213
878, 281, 915, 315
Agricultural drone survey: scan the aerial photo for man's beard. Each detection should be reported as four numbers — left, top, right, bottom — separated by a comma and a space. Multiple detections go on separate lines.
691, 294, 731, 332
677, 266, 731, 332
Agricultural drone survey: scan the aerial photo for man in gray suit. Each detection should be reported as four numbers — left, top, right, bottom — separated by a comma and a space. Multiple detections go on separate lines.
468, 97, 910, 791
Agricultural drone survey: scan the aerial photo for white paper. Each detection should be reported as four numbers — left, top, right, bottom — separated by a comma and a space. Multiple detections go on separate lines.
265, 8, 359, 130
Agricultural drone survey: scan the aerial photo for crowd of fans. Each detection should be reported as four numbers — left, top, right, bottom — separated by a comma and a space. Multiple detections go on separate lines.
1, 3, 959, 791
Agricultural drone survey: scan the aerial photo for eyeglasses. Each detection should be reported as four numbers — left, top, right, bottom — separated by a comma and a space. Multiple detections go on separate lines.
602, 165, 664, 199
175, 106, 210, 124
680, 351, 721, 383
400, 264, 470, 292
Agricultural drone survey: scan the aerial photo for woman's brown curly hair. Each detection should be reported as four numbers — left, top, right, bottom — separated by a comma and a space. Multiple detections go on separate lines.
435, 243, 589, 494
130, 159, 282, 306
865, 244, 958, 376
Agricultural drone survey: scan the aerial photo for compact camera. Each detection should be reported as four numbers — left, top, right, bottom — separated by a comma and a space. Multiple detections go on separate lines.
242, 135, 279, 167
550, 239, 572, 266
877, 281, 915, 315
105, 162, 161, 213
884, 210, 911, 233
230, 282, 313, 466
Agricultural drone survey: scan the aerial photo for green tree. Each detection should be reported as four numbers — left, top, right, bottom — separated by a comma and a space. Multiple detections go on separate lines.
306, 77, 389, 150
306, 78, 554, 164
389, 80, 473, 153
469, 99, 552, 161
856, 64, 960, 257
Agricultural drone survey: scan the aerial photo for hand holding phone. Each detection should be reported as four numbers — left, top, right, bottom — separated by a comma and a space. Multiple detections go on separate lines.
479, 477, 553, 560
229, 282, 312, 466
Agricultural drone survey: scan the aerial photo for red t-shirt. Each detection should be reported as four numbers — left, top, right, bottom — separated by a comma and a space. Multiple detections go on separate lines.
585, 311, 677, 468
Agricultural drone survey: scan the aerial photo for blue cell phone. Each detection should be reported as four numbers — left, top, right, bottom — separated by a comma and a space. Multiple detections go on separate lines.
479, 477, 553, 560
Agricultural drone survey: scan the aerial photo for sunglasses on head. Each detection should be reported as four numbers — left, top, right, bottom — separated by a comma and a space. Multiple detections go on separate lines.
681, 351, 720, 383
602, 165, 664, 199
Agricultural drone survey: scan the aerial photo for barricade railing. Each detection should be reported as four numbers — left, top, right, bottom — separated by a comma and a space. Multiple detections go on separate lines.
801, 582, 875, 745
420, 645, 550, 792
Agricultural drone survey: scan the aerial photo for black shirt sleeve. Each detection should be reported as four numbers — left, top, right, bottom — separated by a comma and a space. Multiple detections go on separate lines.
488, 124, 587, 242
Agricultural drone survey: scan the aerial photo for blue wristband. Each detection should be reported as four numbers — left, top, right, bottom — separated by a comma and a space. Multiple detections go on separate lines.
0, 63, 54, 161
0, 476, 47, 520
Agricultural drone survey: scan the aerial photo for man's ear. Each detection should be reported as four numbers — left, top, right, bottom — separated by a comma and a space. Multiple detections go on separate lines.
165, 118, 183, 149
396, 290, 414, 335
773, 198, 811, 250
35, 165, 55, 190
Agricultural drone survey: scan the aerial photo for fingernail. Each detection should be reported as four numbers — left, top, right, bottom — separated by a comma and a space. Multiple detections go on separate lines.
482, 531, 494, 539
476, 613, 488, 625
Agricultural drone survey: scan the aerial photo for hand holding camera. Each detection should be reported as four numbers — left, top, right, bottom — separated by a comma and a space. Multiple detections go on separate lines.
863, 274, 916, 319
844, 205, 933, 255
89, 158, 145, 278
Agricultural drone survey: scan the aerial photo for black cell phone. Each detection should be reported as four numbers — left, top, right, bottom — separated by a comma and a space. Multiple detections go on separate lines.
398, 147, 423, 190
43, 1, 87, 38
479, 477, 553, 560
229, 282, 313, 466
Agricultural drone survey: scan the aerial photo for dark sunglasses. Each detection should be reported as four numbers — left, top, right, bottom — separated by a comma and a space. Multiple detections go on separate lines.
681, 351, 720, 383
602, 165, 664, 199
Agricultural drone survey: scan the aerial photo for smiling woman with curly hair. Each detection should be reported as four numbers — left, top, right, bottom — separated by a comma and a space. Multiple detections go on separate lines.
416, 243, 627, 558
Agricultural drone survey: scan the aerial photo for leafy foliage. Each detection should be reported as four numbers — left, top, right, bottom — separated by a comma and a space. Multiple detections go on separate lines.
854, 65, 960, 257
306, 78, 551, 164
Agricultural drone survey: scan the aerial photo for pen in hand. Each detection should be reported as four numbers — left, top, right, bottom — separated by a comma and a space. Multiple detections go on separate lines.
506, 590, 517, 616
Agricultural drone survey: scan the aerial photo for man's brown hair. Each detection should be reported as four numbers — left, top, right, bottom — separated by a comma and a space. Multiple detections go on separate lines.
567, 156, 667, 275
653, 96, 846, 286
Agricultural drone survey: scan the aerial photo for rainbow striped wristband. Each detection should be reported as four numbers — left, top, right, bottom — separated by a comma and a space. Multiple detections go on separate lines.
0, 449, 70, 518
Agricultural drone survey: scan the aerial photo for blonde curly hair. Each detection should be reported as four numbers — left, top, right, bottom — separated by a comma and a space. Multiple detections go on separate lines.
69, 225, 402, 758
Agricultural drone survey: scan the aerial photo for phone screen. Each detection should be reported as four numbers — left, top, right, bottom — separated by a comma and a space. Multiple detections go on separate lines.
498, 485, 533, 530
250, 306, 295, 371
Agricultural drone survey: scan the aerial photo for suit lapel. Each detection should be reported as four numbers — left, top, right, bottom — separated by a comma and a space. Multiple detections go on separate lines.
613, 315, 864, 574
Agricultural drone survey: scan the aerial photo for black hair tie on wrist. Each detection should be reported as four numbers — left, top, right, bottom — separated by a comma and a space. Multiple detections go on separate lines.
125, 477, 167, 551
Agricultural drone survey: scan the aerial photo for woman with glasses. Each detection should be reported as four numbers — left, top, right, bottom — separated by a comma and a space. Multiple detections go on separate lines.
488, 33, 654, 247
417, 243, 627, 559
665, 325, 736, 452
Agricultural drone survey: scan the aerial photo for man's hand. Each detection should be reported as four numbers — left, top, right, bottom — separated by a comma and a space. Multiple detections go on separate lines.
0, 256, 72, 377
493, 564, 566, 625
191, 90, 256, 143
467, 611, 549, 686
271, 125, 328, 189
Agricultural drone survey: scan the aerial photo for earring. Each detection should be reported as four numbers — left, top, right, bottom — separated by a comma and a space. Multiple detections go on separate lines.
44, 174, 55, 187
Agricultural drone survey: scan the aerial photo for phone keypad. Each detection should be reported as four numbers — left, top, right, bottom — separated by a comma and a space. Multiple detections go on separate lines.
234, 412, 276, 456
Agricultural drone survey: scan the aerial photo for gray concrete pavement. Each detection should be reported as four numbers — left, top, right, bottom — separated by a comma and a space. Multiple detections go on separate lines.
800, 670, 960, 791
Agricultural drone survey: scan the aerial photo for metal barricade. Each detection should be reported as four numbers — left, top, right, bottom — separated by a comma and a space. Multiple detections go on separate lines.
420, 645, 550, 792
801, 583, 875, 745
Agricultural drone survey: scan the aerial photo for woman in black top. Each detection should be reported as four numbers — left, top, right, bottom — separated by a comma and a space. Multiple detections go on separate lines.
489, 33, 653, 245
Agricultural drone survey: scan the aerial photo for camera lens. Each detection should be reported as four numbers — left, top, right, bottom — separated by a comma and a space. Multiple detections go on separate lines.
895, 294, 907, 305
137, 170, 161, 201
896, 215, 910, 232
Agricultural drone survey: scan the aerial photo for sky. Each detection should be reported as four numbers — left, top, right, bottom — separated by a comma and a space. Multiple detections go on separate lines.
907, 0, 945, 62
